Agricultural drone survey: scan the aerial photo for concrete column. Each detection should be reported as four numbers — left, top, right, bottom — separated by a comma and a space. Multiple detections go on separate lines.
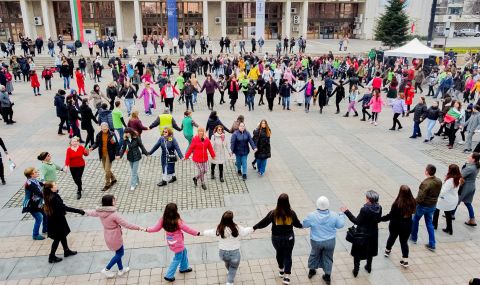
40, 0, 51, 40
284, 0, 291, 38
302, 0, 308, 39
114, 0, 124, 40
203, 0, 208, 36
20, 0, 33, 38
47, 1, 58, 39
221, 0, 226, 37
134, 0, 142, 37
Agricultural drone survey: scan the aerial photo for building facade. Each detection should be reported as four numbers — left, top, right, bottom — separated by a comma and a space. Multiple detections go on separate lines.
434, 0, 480, 37
1, 0, 473, 43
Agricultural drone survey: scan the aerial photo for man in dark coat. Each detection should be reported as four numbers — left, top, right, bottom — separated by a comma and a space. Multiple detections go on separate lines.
90, 122, 119, 191
54, 90, 69, 134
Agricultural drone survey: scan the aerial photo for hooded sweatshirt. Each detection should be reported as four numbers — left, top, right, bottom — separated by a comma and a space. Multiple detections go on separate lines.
302, 209, 345, 242
86, 206, 140, 251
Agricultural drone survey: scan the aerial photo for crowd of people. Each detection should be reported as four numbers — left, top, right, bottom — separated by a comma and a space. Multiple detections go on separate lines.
1, 36, 480, 285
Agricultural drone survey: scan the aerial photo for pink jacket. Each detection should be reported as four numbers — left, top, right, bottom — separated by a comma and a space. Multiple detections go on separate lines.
147, 218, 199, 253
368, 95, 384, 113
86, 207, 140, 251
138, 87, 160, 111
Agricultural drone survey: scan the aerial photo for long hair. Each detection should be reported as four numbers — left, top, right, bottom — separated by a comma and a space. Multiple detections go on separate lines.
42, 182, 56, 216
216, 211, 239, 238
392, 185, 416, 218
162, 203, 180, 232
445, 164, 464, 188
273, 193, 293, 225
258, 120, 271, 137
472, 152, 480, 169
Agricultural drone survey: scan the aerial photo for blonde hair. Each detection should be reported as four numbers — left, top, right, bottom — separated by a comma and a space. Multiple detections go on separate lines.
24, 167, 36, 178
131, 110, 139, 119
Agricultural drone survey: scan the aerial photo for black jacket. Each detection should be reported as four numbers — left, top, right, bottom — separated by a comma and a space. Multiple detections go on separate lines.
91, 130, 119, 162
410, 103, 427, 123
331, 85, 346, 101
317, 86, 327, 107
79, 103, 98, 130
46, 193, 84, 240
345, 203, 382, 259
67, 104, 80, 123
206, 117, 231, 138
54, 94, 67, 118
253, 128, 271, 159
106, 86, 118, 102
380, 203, 413, 236
120, 136, 148, 162
425, 106, 440, 120
265, 82, 278, 99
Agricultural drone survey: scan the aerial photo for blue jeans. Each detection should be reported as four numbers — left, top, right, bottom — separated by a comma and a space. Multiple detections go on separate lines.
412, 121, 421, 137
63, 76, 70, 89
453, 202, 475, 219
426, 119, 436, 140
256, 158, 267, 175
31, 211, 47, 237
106, 245, 124, 270
282, 96, 290, 109
124, 99, 134, 116
247, 95, 255, 111
193, 91, 198, 103
129, 160, 140, 187
235, 155, 248, 175
116, 128, 124, 146
411, 205, 436, 248
49, 48, 54, 57
219, 249, 241, 283
165, 249, 189, 279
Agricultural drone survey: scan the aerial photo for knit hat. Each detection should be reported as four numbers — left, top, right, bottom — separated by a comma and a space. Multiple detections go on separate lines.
316, 196, 329, 210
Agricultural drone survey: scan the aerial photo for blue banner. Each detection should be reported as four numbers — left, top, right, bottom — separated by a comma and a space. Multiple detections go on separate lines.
167, 0, 178, 39
255, 0, 265, 40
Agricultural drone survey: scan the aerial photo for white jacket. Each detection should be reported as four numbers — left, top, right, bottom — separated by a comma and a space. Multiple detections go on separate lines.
203, 226, 253, 251
436, 178, 459, 211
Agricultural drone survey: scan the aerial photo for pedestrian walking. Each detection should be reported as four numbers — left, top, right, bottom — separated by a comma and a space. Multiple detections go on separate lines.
389, 93, 407, 130
410, 164, 443, 251
210, 125, 230, 183
22, 167, 47, 240
253, 193, 303, 285
86, 194, 143, 278
230, 122, 256, 180
203, 211, 253, 285
149, 127, 183, 187
119, 128, 149, 191
185, 127, 216, 190
181, 110, 198, 150
381, 185, 416, 268
43, 181, 84, 263
38, 152, 64, 183
409, 97, 427, 138
455, 152, 480, 226
0, 137, 8, 184
64, 137, 89, 200
252, 120, 271, 176
341, 190, 382, 277
79, 98, 98, 148
145, 203, 201, 282
433, 164, 462, 235
90, 123, 119, 192
424, 101, 441, 142
367, 89, 384, 125
303, 196, 345, 284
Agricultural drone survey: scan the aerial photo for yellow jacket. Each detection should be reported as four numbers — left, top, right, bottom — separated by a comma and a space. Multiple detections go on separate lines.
248, 66, 260, 81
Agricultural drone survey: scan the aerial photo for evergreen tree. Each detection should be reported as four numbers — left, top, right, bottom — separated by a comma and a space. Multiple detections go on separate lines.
375, 0, 410, 47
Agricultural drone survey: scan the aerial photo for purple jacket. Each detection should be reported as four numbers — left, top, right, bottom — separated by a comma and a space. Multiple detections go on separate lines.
200, 79, 218, 94
390, 98, 407, 114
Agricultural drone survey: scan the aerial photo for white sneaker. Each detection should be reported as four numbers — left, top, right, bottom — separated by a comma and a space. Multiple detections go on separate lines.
458, 140, 465, 145
374, 122, 378, 126
370, 120, 374, 124
101, 268, 115, 278
130, 186, 135, 191
118, 267, 130, 277
226, 283, 234, 285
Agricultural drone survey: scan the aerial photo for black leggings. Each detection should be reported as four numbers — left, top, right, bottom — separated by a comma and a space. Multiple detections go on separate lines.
165, 98, 174, 113
58, 117, 69, 134
230, 99, 237, 111
267, 98, 274, 111
354, 256, 372, 271
415, 83, 423, 93
50, 236, 69, 257
211, 163, 224, 177
85, 127, 95, 148
0, 157, 4, 183
447, 124, 458, 146
207, 93, 214, 109
219, 91, 225, 104
433, 209, 453, 232
386, 223, 411, 258
362, 107, 371, 120
392, 113, 402, 129
372, 112, 379, 122
272, 235, 295, 274
70, 166, 84, 193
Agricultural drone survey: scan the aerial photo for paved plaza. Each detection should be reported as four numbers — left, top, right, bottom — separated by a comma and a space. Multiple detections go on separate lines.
1, 54, 480, 285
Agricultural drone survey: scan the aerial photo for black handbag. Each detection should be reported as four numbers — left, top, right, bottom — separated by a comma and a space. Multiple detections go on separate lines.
346, 226, 368, 244
164, 139, 178, 163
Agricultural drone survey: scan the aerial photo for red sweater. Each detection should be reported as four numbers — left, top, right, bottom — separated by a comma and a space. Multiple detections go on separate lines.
185, 136, 215, 163
65, 145, 88, 167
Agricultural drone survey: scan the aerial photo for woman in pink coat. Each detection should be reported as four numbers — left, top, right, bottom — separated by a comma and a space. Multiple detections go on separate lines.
146, 203, 200, 282
138, 82, 160, 115
368, 89, 384, 126
86, 195, 143, 278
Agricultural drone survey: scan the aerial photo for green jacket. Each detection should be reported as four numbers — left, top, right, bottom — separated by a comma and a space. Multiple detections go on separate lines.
182, 116, 198, 137
39, 161, 62, 182
416, 176, 443, 207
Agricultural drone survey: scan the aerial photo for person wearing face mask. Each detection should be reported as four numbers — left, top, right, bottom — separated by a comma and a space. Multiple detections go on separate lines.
185, 127, 216, 190
230, 122, 257, 180
119, 128, 149, 191
90, 122, 120, 192
64, 137, 89, 199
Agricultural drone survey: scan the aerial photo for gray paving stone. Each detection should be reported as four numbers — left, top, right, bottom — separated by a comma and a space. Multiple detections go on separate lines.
0, 258, 18, 280
49, 252, 94, 277
8, 256, 53, 279
129, 247, 167, 269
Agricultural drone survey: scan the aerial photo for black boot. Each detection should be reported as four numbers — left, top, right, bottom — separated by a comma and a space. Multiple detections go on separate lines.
308, 269, 316, 279
343, 112, 349, 117
168, 176, 177, 183
64, 250, 77, 257
354, 111, 359, 117
211, 167, 215, 179
76, 191, 81, 200
157, 181, 167, 187
49, 255, 63, 263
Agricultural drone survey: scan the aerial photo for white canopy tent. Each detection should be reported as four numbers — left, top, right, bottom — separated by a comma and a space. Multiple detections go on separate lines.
384, 38, 444, 59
